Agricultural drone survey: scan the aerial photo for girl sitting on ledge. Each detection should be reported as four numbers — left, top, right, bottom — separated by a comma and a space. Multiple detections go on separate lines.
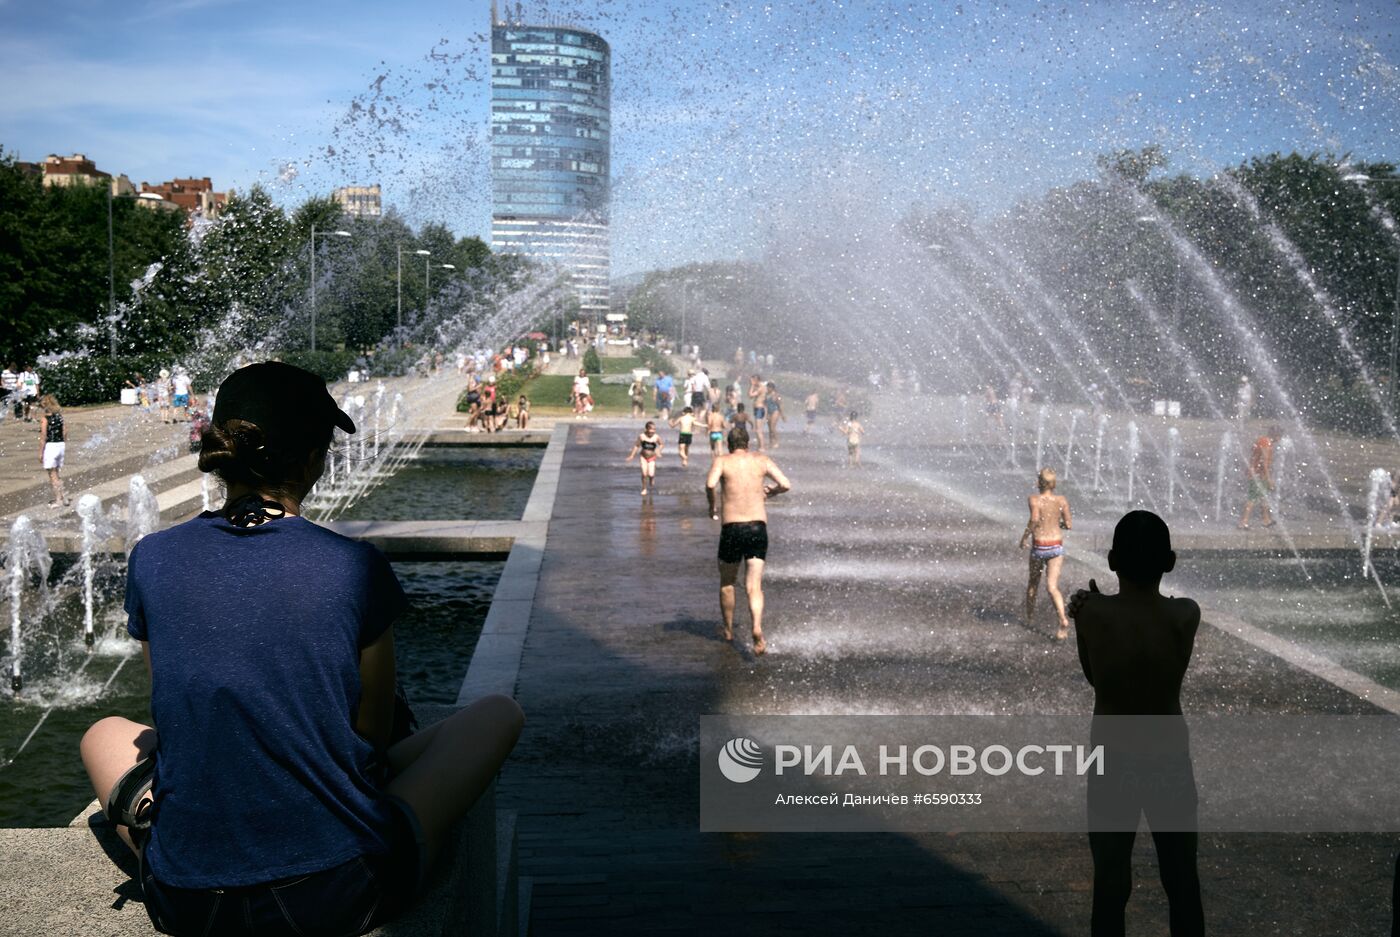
80, 361, 524, 936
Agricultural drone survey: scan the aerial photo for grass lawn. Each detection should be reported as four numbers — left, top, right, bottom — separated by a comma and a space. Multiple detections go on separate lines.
525, 374, 634, 416
599, 356, 643, 374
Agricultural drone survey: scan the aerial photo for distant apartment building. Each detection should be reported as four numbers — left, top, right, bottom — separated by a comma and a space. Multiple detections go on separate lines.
333, 184, 382, 218
39, 153, 135, 196
490, 4, 611, 316
140, 177, 227, 218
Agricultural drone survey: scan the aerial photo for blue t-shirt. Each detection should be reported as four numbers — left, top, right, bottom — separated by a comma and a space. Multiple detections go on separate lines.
654, 375, 674, 399
126, 512, 408, 889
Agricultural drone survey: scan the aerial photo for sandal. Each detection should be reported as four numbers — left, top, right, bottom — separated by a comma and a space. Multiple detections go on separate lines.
106, 755, 156, 831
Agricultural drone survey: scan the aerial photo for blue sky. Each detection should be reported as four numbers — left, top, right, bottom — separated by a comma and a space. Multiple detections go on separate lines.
4, 0, 1400, 274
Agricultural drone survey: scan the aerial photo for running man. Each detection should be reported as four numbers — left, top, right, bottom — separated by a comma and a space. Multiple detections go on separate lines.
706, 407, 726, 456
1019, 467, 1072, 640
670, 407, 698, 467
625, 421, 665, 497
1238, 425, 1281, 529
706, 427, 791, 655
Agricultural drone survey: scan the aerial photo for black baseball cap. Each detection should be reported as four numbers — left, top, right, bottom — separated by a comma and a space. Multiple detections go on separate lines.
212, 362, 356, 449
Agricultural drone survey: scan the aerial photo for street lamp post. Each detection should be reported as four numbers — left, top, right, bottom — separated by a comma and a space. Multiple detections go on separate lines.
397, 247, 431, 332
309, 224, 351, 352
429, 263, 454, 296
105, 186, 140, 358
1343, 173, 1400, 412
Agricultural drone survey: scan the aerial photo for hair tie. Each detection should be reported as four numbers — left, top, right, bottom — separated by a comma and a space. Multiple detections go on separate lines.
224, 493, 288, 528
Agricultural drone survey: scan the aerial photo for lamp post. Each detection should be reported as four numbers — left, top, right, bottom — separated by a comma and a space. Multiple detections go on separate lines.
106, 186, 140, 358
309, 224, 351, 352
397, 247, 431, 332
1343, 173, 1400, 413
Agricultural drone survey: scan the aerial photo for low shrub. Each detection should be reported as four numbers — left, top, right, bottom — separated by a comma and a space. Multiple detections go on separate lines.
582, 345, 602, 374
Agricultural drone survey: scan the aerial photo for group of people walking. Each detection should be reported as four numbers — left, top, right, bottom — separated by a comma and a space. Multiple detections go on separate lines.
125, 368, 197, 424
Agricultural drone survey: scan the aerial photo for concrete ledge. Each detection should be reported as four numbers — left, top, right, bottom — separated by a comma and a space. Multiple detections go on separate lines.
457, 425, 568, 704
419, 430, 552, 447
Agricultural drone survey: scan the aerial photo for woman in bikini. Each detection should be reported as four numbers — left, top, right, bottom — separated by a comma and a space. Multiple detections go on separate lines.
625, 421, 665, 497
1018, 467, 1072, 640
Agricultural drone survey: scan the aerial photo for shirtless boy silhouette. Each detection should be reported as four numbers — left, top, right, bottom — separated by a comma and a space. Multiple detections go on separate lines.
1069, 511, 1204, 937
1019, 467, 1072, 639
705, 427, 791, 655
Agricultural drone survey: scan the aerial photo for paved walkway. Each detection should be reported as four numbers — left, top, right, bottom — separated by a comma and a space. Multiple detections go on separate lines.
498, 420, 1395, 936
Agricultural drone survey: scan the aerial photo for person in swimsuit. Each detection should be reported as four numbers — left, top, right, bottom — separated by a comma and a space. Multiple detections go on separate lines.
706, 408, 726, 456
706, 426, 792, 655
38, 394, 69, 507
1238, 425, 1281, 529
985, 384, 1004, 431
803, 391, 820, 433
765, 382, 783, 450
516, 395, 530, 430
732, 402, 752, 440
670, 407, 697, 468
629, 377, 646, 418
835, 412, 864, 467
625, 421, 665, 497
1068, 511, 1204, 937
1019, 467, 1073, 639
748, 376, 767, 451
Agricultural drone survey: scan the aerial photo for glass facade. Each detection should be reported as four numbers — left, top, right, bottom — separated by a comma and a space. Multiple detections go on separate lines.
491, 23, 611, 314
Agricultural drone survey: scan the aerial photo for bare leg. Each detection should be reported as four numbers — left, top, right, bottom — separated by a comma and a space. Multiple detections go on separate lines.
719, 560, 740, 641
1045, 554, 1069, 638
383, 694, 523, 870
1238, 500, 1254, 529
47, 468, 64, 504
1025, 555, 1043, 624
80, 716, 158, 855
746, 558, 767, 654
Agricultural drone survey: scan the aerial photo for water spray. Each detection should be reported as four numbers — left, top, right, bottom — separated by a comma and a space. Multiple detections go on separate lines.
6, 516, 52, 695
1126, 421, 1140, 505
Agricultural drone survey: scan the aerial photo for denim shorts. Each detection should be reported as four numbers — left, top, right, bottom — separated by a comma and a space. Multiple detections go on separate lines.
141, 796, 426, 937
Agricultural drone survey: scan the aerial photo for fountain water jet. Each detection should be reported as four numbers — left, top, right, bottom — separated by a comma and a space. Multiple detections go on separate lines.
1093, 414, 1108, 491
6, 516, 52, 694
1126, 421, 1140, 505
126, 475, 160, 556
76, 494, 111, 648
1215, 431, 1236, 522
1166, 427, 1180, 515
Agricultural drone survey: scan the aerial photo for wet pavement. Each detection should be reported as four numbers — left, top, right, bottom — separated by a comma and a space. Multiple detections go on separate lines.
499, 419, 1396, 936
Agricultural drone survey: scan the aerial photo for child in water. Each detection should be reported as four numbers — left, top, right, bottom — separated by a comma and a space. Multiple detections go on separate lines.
624, 421, 665, 497
669, 407, 697, 467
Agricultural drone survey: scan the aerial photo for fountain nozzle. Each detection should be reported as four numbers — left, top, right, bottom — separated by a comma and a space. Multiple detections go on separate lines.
85, 631, 95, 648
11, 673, 21, 694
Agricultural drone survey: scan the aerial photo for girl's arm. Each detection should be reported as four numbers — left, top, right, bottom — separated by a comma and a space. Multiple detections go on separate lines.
38, 415, 46, 460
625, 439, 640, 462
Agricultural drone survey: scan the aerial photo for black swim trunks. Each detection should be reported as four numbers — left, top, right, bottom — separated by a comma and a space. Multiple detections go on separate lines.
718, 521, 768, 563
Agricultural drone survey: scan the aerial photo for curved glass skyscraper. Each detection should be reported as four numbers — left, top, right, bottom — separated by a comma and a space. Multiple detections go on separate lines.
490, 8, 611, 316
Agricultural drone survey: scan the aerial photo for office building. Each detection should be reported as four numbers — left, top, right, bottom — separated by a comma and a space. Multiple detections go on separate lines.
490, 3, 611, 316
